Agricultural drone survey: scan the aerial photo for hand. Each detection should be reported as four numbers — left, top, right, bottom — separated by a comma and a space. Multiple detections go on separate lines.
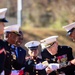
70, 59, 75, 65
35, 63, 46, 70
45, 67, 53, 74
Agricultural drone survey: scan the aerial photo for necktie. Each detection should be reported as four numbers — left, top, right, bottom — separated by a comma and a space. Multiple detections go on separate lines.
15, 47, 18, 58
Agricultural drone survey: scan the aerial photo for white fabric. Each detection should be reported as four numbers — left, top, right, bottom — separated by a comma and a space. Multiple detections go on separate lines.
25, 41, 40, 48
4, 24, 20, 33
0, 70, 4, 75
0, 8, 7, 19
40, 36, 58, 48
35, 63, 46, 70
63, 22, 75, 31
48, 63, 59, 70
59, 74, 65, 75
11, 70, 19, 75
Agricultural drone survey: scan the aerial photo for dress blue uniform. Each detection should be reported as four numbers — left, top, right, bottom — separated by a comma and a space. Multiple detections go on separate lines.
4, 41, 14, 75
25, 41, 46, 75
40, 36, 74, 75
4, 24, 21, 75
0, 40, 6, 73
41, 46, 74, 75
4, 41, 26, 75
25, 56, 46, 75
0, 8, 8, 74
12, 46, 26, 70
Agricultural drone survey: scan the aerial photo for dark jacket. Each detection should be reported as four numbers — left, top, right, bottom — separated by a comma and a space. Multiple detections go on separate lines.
25, 57, 46, 75
41, 45, 74, 75
4, 41, 26, 75
12, 46, 26, 70
0, 40, 6, 73
4, 41, 12, 75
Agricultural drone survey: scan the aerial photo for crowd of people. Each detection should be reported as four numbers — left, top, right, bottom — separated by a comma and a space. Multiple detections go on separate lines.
0, 8, 75, 75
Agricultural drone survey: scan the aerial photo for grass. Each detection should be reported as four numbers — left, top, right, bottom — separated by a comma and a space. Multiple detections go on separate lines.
21, 26, 75, 56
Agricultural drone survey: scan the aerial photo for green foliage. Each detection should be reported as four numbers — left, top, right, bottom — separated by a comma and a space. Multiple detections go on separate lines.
50, 20, 62, 29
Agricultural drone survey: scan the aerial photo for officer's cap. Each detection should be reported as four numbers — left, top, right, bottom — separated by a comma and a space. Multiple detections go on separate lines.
0, 8, 8, 22
25, 41, 40, 50
4, 24, 20, 35
40, 36, 58, 48
63, 22, 75, 36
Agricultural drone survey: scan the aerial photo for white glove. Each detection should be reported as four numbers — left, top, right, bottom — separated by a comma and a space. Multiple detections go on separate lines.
48, 63, 59, 70
11, 70, 19, 75
35, 63, 46, 70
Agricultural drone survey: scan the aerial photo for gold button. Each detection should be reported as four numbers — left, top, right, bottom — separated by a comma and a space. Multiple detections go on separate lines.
34, 62, 37, 64
34, 60, 36, 61
8, 44, 10, 46
36, 71, 38, 73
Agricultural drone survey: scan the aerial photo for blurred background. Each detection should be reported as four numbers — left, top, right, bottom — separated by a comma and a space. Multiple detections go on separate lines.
1, 0, 75, 56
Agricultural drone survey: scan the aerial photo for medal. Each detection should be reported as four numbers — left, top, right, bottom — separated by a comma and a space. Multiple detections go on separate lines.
11, 51, 16, 60
52, 56, 56, 62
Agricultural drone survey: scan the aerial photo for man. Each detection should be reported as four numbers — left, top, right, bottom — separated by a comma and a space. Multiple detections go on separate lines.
61, 22, 75, 73
63, 22, 75, 41
0, 8, 8, 36
12, 30, 26, 75
0, 8, 8, 74
4, 24, 20, 75
41, 36, 74, 75
25, 41, 46, 75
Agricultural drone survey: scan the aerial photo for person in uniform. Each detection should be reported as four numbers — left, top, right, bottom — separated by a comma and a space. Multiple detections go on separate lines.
12, 30, 26, 75
24, 41, 46, 75
0, 8, 8, 75
0, 8, 8, 37
63, 22, 75, 41
59, 22, 75, 74
4, 24, 20, 75
40, 36, 74, 75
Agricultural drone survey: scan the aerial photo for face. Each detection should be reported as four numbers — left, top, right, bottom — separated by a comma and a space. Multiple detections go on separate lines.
7, 32, 19, 45
28, 49, 39, 57
47, 42, 58, 55
16, 33, 23, 46
69, 29, 75, 41
0, 22, 5, 35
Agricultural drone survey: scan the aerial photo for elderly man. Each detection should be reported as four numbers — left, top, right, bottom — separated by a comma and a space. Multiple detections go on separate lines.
41, 36, 74, 75
0, 8, 8, 75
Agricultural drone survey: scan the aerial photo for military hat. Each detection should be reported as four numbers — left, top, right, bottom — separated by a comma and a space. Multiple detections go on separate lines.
25, 41, 40, 50
4, 24, 20, 35
0, 8, 8, 22
63, 22, 75, 36
40, 36, 58, 48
